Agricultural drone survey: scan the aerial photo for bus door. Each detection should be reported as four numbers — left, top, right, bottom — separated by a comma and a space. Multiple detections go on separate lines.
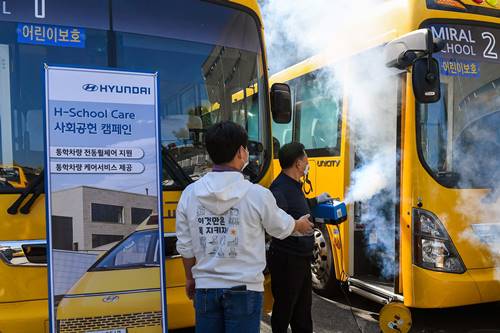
293, 69, 344, 200
348, 53, 404, 298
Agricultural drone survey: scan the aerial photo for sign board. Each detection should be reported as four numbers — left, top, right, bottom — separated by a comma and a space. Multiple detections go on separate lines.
429, 24, 499, 78
17, 23, 86, 48
431, 24, 499, 64
44, 66, 167, 333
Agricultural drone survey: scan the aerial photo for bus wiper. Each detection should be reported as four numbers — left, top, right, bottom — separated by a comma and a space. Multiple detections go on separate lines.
161, 147, 193, 189
7, 172, 44, 215
20, 178, 44, 214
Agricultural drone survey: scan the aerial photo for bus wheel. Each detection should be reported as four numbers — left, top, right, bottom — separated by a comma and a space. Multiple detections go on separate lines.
311, 224, 342, 297
379, 302, 412, 333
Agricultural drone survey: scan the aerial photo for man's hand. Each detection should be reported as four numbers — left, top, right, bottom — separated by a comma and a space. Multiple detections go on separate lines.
185, 278, 196, 300
317, 192, 332, 204
294, 214, 314, 235
182, 257, 196, 300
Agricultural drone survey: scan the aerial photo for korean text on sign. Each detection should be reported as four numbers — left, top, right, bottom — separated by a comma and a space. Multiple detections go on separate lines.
53, 122, 132, 136
17, 23, 85, 48
439, 59, 480, 78
50, 162, 145, 174
50, 147, 143, 159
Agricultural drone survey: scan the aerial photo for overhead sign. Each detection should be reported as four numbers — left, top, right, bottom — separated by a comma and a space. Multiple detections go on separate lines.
44, 66, 167, 333
430, 24, 499, 63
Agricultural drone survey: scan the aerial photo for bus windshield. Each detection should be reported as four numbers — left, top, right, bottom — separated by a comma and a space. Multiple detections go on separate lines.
418, 23, 499, 189
91, 230, 159, 271
0, 0, 268, 192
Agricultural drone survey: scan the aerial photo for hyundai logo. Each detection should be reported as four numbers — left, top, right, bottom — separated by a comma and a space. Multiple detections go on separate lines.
82, 83, 99, 92
102, 295, 119, 303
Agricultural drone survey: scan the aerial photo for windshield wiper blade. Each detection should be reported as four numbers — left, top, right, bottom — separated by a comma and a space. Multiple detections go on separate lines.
8, 172, 44, 215
161, 147, 193, 189
20, 178, 44, 214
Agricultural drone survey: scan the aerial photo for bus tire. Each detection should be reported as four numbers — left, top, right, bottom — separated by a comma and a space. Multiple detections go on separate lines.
311, 224, 343, 297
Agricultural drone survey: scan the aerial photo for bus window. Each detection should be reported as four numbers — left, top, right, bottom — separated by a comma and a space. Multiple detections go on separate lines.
419, 84, 448, 172
91, 230, 157, 270
0, 23, 108, 190
114, 1, 267, 185
0, 0, 269, 192
295, 70, 341, 157
418, 25, 500, 189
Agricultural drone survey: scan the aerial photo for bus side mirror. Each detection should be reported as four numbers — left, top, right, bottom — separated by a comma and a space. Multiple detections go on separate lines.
271, 83, 292, 124
385, 28, 444, 104
412, 57, 441, 104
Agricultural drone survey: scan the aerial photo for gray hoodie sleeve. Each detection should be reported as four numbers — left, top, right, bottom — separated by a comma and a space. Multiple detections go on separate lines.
259, 188, 295, 239
175, 189, 195, 258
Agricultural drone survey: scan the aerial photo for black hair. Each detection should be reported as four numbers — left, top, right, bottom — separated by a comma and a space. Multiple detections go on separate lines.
205, 121, 248, 165
279, 142, 306, 169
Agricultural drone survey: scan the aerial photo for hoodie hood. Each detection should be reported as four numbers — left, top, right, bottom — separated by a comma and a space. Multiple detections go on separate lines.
194, 172, 252, 215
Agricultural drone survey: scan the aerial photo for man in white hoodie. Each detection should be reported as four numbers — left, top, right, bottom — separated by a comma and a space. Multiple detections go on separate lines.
176, 121, 314, 333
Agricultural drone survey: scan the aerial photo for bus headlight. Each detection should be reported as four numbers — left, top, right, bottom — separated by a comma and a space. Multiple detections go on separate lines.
413, 208, 465, 274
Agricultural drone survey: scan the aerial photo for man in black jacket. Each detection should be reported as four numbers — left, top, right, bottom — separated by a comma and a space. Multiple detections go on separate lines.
269, 142, 331, 333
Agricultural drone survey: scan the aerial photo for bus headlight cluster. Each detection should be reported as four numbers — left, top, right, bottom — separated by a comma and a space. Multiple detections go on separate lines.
413, 208, 465, 274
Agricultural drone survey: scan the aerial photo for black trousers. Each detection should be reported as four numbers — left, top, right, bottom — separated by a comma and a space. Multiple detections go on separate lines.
269, 249, 313, 333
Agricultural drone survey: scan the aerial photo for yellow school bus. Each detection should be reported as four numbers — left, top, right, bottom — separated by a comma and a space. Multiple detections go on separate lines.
271, 0, 499, 330
0, 0, 284, 332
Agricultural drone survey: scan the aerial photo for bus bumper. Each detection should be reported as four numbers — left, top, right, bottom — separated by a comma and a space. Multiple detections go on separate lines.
410, 265, 500, 308
469, 268, 500, 304
0, 299, 48, 333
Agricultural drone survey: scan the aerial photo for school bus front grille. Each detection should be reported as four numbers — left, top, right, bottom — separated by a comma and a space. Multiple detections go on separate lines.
57, 311, 162, 332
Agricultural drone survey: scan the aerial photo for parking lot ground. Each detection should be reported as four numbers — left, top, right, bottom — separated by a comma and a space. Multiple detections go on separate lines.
173, 292, 500, 333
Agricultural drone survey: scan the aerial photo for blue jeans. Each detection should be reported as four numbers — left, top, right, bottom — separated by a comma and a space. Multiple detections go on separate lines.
194, 288, 263, 333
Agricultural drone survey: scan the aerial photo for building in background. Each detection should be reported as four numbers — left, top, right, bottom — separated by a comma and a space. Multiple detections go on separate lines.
51, 186, 157, 251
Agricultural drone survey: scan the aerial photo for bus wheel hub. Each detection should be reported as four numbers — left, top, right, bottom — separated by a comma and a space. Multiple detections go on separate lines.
312, 228, 329, 285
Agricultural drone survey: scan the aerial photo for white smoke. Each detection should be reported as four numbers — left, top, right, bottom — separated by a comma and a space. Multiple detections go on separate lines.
456, 158, 500, 281
346, 149, 393, 204
457, 184, 500, 281
262, 0, 500, 283
440, 74, 500, 280
261, 0, 399, 279
261, 0, 403, 73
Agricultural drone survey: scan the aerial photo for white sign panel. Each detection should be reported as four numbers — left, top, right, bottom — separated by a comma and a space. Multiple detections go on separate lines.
44, 66, 167, 333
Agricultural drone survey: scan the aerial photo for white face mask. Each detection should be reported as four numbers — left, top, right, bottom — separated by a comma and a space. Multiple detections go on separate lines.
241, 160, 249, 171
304, 163, 310, 176
241, 147, 249, 171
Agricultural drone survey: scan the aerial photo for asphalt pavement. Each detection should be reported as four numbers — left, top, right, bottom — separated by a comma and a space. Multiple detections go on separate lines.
173, 291, 500, 333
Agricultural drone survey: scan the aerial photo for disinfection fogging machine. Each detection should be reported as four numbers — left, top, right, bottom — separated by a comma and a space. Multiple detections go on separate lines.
311, 200, 347, 225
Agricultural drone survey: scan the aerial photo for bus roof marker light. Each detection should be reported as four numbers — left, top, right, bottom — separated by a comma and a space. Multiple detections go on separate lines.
435, 0, 467, 9
486, 0, 498, 7
472, 0, 485, 4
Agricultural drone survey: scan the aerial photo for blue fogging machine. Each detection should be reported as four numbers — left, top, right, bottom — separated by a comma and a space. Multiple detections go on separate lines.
311, 200, 348, 225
